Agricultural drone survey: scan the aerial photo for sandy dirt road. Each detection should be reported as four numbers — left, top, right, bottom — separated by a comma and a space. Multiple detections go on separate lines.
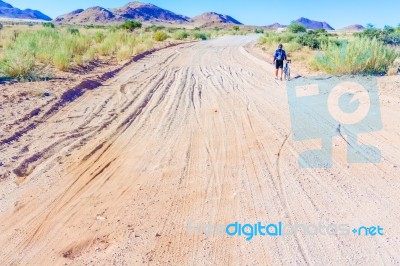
1, 35, 400, 265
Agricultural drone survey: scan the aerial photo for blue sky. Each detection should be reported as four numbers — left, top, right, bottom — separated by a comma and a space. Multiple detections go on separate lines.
7, 0, 400, 29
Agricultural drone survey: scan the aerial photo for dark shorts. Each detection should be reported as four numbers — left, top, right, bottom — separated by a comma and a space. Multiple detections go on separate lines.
275, 60, 284, 69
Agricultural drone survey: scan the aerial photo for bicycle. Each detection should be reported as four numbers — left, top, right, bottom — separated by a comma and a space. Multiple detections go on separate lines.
284, 59, 291, 81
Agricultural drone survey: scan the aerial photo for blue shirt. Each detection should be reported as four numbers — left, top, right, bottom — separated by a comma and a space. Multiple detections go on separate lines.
274, 49, 287, 61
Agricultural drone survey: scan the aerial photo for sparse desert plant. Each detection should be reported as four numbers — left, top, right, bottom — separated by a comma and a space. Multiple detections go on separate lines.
154, 30, 168, 41
0, 23, 3, 30
233, 26, 240, 31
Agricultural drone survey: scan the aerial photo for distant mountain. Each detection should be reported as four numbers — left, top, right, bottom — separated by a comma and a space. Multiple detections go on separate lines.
113, 2, 189, 23
192, 12, 242, 26
55, 2, 189, 25
0, 0, 51, 20
339, 24, 365, 31
294, 17, 334, 30
265, 23, 287, 29
54, 7, 116, 24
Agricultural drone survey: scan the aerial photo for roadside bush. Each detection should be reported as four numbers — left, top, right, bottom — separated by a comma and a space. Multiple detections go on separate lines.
53, 47, 72, 71
312, 37, 398, 74
0, 26, 158, 79
233, 26, 240, 31
148, 25, 165, 32
0, 42, 37, 80
255, 28, 264, 34
120, 20, 142, 31
173, 29, 188, 40
154, 30, 168, 41
355, 27, 400, 45
298, 29, 331, 49
288, 23, 307, 33
384, 34, 400, 46
193, 31, 207, 40
43, 22, 55, 28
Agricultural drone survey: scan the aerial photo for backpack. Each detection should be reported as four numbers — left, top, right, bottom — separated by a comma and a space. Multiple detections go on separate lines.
276, 50, 284, 61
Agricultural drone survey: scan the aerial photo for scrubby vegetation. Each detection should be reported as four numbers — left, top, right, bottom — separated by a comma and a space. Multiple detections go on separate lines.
0, 22, 251, 81
173, 29, 189, 40
355, 25, 400, 46
153, 30, 168, 41
311, 37, 398, 74
42, 22, 55, 28
120, 20, 142, 31
0, 25, 155, 80
288, 23, 307, 33
259, 24, 399, 75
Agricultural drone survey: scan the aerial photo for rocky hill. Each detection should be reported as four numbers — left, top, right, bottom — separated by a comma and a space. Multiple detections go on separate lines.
54, 7, 117, 24
294, 17, 334, 30
339, 24, 365, 31
55, 2, 189, 25
54, 2, 245, 26
192, 12, 242, 26
0, 0, 51, 20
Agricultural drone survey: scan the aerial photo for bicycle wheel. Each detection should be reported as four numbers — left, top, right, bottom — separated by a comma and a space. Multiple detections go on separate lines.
286, 67, 290, 81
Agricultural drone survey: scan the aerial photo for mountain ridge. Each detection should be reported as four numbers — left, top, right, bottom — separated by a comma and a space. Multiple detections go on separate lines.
0, 0, 51, 21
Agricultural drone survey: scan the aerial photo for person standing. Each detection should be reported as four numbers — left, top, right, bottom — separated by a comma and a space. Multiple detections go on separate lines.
273, 43, 287, 80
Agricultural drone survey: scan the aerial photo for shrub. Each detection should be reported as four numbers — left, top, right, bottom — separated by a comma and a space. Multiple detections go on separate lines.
120, 20, 142, 31
67, 28, 80, 35
0, 43, 37, 80
383, 34, 400, 46
312, 37, 398, 74
193, 31, 207, 40
173, 29, 188, 40
298, 29, 331, 49
255, 28, 264, 34
355, 27, 400, 46
0, 23, 3, 30
53, 47, 72, 71
288, 23, 307, 33
233, 26, 240, 31
148, 25, 165, 32
94, 31, 105, 43
0, 26, 157, 79
43, 22, 55, 28
154, 30, 168, 41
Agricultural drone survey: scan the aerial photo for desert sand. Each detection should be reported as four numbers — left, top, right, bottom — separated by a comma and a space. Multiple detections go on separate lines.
0, 35, 400, 265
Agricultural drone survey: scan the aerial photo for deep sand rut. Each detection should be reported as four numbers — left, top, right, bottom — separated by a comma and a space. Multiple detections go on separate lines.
1, 35, 400, 265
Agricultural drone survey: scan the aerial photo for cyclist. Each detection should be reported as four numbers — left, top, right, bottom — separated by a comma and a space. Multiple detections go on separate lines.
273, 43, 287, 80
